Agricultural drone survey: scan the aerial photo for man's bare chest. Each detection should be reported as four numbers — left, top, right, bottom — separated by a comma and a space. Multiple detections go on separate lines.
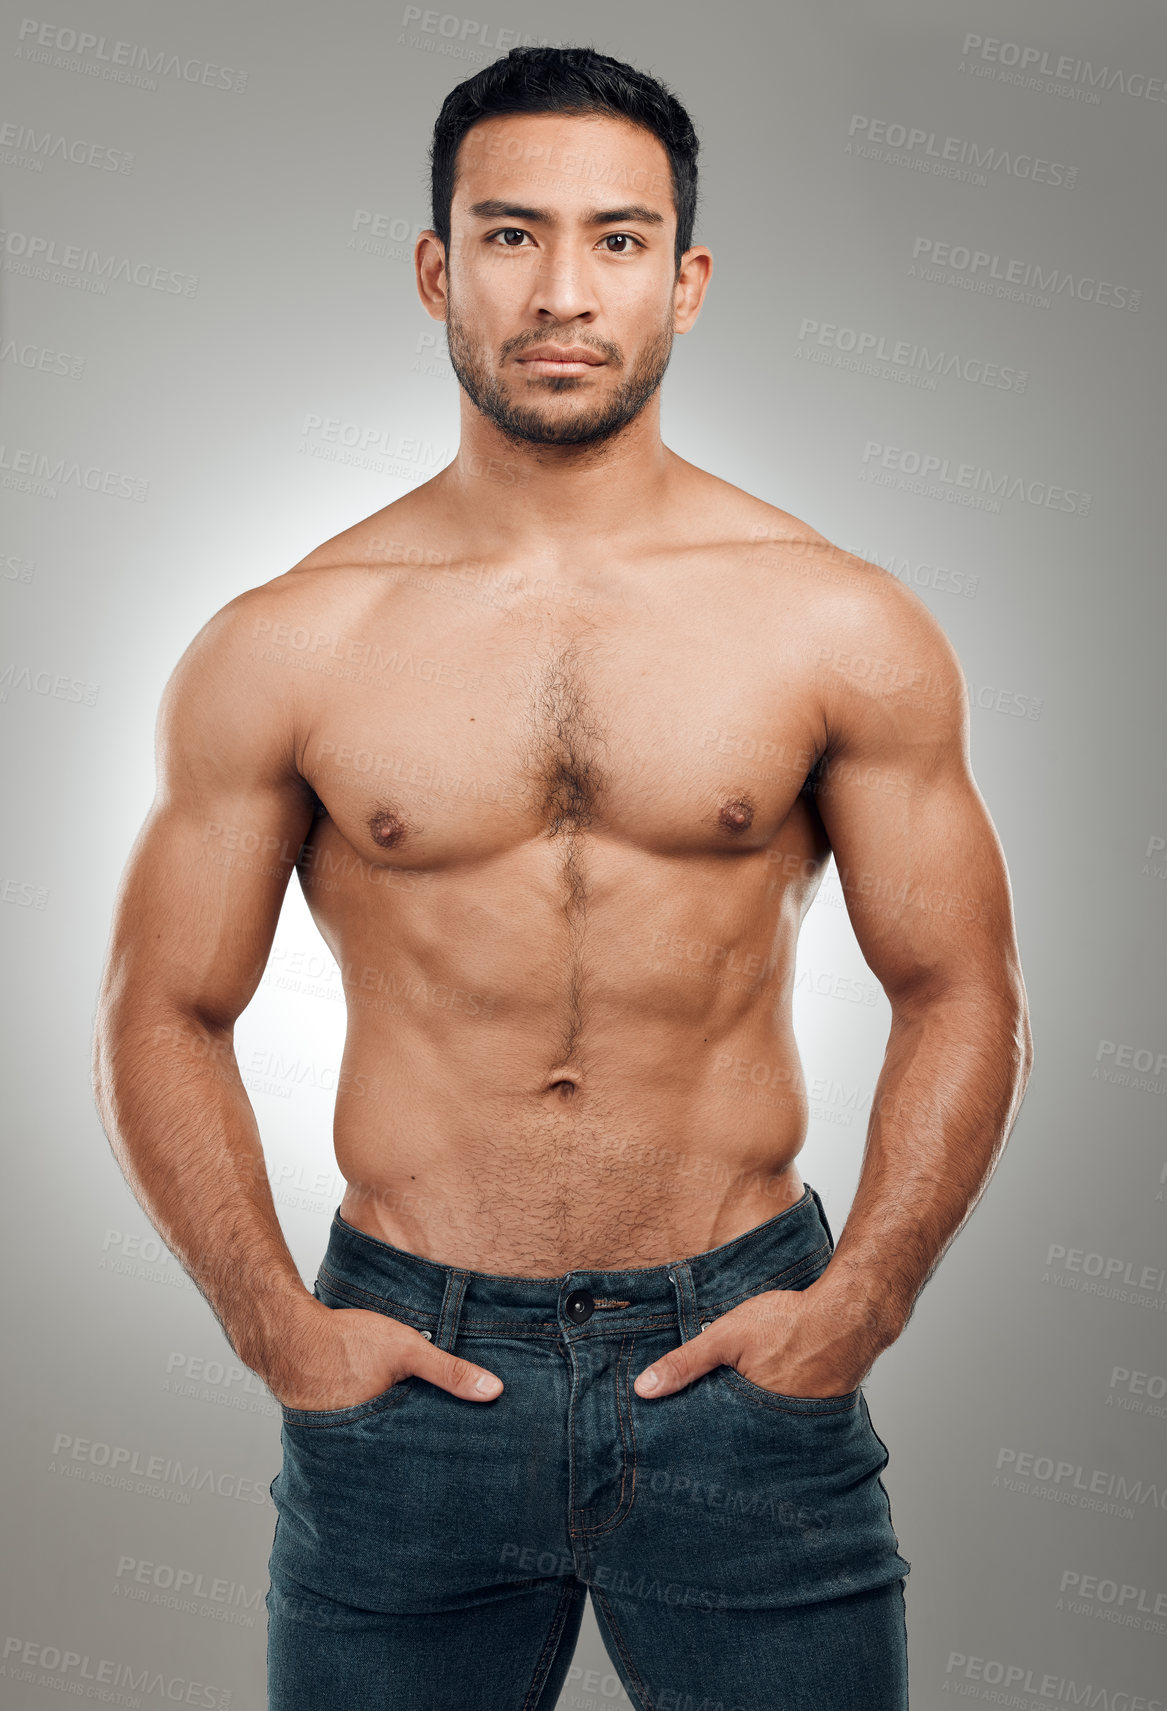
290, 573, 827, 873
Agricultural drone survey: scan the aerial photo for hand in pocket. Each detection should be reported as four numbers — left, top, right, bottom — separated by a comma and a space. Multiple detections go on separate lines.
266, 1297, 504, 1410
633, 1281, 878, 1400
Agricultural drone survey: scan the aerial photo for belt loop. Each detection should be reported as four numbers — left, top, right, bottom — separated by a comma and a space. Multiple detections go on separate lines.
433, 1269, 468, 1353
669, 1259, 702, 1344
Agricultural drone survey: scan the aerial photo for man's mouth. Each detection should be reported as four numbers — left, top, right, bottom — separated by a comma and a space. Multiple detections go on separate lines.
516, 345, 606, 375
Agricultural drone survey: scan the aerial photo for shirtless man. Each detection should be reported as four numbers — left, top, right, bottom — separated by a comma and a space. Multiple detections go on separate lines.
92, 45, 1032, 1711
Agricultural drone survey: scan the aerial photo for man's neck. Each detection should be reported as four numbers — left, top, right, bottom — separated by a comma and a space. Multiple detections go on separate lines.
435, 398, 681, 558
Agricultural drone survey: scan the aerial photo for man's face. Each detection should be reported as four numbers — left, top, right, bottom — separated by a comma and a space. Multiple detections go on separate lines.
439, 112, 683, 449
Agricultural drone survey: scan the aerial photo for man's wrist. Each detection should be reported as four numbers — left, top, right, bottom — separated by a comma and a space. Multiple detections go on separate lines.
228, 1278, 323, 1382
804, 1268, 908, 1356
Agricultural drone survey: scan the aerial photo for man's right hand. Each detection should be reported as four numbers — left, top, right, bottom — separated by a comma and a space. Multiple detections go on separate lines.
269, 1298, 503, 1409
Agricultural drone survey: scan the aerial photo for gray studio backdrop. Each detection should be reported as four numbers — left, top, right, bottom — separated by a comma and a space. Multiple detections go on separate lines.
3, 1, 1164, 1706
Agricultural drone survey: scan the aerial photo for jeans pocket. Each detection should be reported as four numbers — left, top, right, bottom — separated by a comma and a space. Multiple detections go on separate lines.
714, 1368, 862, 1414
703, 1235, 859, 1414
278, 1273, 418, 1428
279, 1377, 417, 1430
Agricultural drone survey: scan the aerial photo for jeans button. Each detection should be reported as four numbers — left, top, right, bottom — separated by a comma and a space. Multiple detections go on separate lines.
565, 1289, 594, 1324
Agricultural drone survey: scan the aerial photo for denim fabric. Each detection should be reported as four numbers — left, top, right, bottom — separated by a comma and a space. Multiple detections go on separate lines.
267, 1182, 911, 1709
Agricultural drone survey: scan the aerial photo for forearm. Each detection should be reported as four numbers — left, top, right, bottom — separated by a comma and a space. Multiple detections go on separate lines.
92, 1004, 317, 1385
813, 984, 1032, 1351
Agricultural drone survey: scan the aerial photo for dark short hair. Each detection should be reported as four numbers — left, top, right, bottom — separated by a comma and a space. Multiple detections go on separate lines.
428, 45, 700, 275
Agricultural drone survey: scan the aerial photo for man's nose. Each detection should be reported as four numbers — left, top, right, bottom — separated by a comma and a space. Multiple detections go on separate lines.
526, 244, 601, 323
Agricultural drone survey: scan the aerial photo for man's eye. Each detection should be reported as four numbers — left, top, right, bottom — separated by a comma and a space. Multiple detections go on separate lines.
487, 230, 640, 251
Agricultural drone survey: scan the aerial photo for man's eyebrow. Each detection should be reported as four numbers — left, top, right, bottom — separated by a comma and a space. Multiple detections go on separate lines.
466, 199, 665, 227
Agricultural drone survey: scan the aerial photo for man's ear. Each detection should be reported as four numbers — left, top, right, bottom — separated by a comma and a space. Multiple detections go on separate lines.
673, 246, 713, 335
415, 230, 449, 322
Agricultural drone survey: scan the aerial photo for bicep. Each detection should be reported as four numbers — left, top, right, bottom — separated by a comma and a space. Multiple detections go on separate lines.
101, 598, 315, 1030
810, 605, 1020, 1008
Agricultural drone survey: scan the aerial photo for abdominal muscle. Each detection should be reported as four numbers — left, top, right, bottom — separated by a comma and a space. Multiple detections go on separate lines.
325, 881, 812, 1277
302, 756, 817, 1279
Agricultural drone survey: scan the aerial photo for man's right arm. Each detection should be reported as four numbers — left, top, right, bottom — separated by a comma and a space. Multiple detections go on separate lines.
91, 586, 506, 1408
91, 587, 330, 1398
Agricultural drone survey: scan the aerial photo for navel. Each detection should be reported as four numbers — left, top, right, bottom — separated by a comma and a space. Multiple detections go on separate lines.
718, 797, 755, 834
544, 1065, 582, 1099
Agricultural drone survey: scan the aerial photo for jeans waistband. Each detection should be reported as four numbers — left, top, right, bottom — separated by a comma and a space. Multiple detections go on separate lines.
313, 1184, 836, 1353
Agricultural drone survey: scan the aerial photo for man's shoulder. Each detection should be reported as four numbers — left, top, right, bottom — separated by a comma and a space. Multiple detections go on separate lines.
770, 539, 967, 742
713, 482, 933, 629
704, 480, 966, 716
286, 490, 432, 579
162, 501, 422, 717
200, 493, 427, 647
690, 470, 872, 574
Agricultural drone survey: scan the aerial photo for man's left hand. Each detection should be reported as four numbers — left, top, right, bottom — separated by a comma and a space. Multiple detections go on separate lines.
632, 1280, 886, 1400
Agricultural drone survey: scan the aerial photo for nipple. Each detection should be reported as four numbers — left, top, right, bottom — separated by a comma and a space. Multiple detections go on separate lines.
718, 797, 755, 833
368, 808, 408, 849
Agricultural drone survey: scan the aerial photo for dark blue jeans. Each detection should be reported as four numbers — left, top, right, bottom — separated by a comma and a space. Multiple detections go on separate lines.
267, 1183, 911, 1709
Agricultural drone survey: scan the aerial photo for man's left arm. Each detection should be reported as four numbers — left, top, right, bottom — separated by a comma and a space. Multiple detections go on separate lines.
635, 570, 1033, 1400
795, 578, 1034, 1373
